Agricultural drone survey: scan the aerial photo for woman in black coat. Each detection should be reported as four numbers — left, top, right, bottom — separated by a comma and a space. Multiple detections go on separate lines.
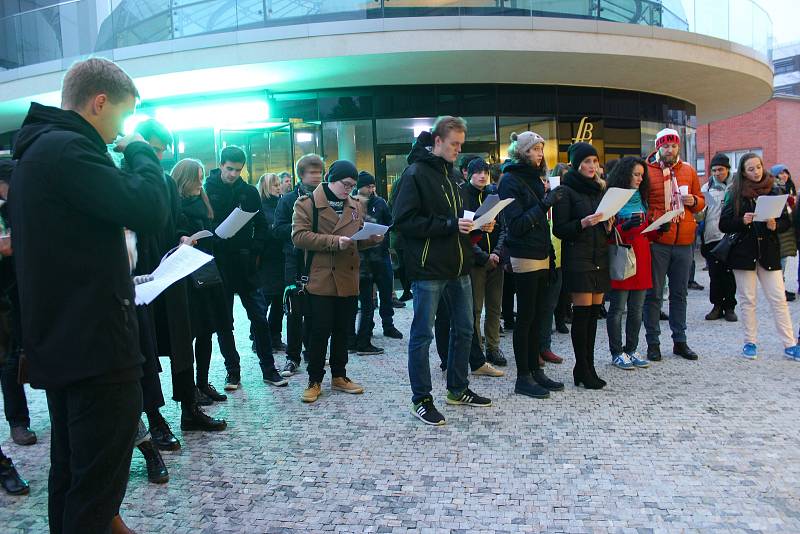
718, 153, 798, 360
498, 131, 563, 399
257, 173, 287, 350
553, 142, 614, 389
173, 158, 238, 402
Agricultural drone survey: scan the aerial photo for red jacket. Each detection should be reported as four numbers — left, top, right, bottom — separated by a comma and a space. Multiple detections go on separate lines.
610, 218, 653, 291
645, 151, 704, 246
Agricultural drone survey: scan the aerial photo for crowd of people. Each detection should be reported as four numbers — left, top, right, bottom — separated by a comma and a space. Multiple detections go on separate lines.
1, 57, 799, 532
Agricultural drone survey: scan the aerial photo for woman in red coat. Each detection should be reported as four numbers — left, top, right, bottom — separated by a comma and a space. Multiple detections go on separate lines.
605, 157, 655, 370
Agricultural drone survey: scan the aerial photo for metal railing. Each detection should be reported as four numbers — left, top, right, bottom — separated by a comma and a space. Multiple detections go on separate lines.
0, 0, 773, 72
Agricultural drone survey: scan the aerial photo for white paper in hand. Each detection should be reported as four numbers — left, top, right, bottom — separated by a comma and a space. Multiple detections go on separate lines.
214, 208, 258, 239
753, 194, 788, 221
473, 194, 501, 219
642, 209, 684, 233
350, 222, 390, 241
135, 245, 213, 305
594, 188, 636, 221
473, 198, 514, 229
189, 230, 213, 241
548, 176, 561, 190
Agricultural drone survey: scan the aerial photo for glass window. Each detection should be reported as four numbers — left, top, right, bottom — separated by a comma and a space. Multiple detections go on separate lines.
292, 122, 322, 170
376, 117, 436, 145
696, 155, 705, 176
319, 95, 373, 121
498, 117, 557, 169
175, 128, 216, 179
322, 120, 375, 176
774, 59, 794, 74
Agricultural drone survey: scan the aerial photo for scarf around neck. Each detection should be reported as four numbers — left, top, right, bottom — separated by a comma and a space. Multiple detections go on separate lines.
659, 158, 684, 212
617, 190, 645, 219
741, 174, 775, 199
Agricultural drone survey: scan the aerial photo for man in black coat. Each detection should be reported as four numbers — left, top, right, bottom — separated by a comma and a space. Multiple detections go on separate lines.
8, 58, 168, 533
205, 146, 286, 388
392, 117, 492, 426
272, 154, 324, 377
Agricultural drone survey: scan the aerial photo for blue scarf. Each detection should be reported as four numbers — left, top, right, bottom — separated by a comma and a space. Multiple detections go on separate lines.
617, 190, 645, 219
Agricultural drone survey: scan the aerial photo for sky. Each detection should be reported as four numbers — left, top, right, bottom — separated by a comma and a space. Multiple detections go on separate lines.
747, 0, 799, 45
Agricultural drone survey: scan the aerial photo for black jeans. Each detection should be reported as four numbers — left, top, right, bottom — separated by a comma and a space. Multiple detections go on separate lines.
265, 292, 284, 343
512, 269, 549, 376
285, 288, 309, 365
701, 242, 738, 309
357, 256, 396, 344
501, 270, 516, 323
306, 294, 357, 384
1, 285, 29, 428
46, 380, 141, 534
222, 285, 276, 376
395, 248, 411, 294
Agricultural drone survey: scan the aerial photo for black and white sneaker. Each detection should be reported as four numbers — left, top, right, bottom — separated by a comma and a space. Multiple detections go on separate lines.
224, 373, 241, 391
445, 388, 492, 407
412, 398, 446, 426
280, 360, 299, 377
263, 368, 288, 387
357, 342, 384, 355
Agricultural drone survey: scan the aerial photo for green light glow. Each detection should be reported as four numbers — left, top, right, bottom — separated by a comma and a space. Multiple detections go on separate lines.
123, 113, 152, 135
154, 99, 270, 132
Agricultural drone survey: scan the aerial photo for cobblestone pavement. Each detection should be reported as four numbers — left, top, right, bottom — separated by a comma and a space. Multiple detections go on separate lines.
2, 258, 800, 533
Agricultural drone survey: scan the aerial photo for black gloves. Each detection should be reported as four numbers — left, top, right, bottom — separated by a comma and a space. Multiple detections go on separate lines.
658, 222, 671, 233
542, 187, 564, 210
621, 213, 643, 231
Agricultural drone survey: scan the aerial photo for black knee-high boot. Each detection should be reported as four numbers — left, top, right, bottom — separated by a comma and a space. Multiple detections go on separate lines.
571, 306, 604, 389
589, 304, 607, 387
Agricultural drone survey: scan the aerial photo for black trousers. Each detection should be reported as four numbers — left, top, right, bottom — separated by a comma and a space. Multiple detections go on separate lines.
306, 294, 356, 384
46, 380, 141, 534
286, 289, 309, 365
136, 305, 164, 413
395, 248, 412, 294
1, 284, 29, 428
554, 281, 571, 323
701, 242, 738, 309
512, 270, 549, 376
501, 270, 516, 323
435, 296, 485, 371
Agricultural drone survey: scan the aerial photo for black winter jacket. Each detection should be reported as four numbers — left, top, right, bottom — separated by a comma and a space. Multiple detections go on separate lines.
460, 181, 507, 266
497, 161, 552, 261
273, 182, 315, 285
719, 187, 789, 271
391, 136, 473, 281
204, 169, 268, 292
552, 168, 611, 273
9, 103, 168, 389
359, 194, 393, 263
258, 194, 286, 296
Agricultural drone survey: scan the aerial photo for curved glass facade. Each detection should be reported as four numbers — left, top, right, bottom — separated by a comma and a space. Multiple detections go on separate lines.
0, 0, 772, 72
130, 84, 696, 196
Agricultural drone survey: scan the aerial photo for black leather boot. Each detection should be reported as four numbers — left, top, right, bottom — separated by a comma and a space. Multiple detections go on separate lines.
180, 402, 227, 432
588, 305, 607, 387
571, 306, 605, 390
137, 440, 169, 484
149, 420, 181, 451
0, 455, 29, 495
532, 368, 564, 391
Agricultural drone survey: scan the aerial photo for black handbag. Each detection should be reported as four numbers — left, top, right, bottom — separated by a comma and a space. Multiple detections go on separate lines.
189, 259, 223, 288
710, 233, 739, 264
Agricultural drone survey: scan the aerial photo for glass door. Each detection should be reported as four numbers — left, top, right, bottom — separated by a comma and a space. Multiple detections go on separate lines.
219, 124, 293, 184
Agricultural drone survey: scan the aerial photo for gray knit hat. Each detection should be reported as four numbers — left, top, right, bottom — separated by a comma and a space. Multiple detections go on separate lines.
510, 131, 545, 155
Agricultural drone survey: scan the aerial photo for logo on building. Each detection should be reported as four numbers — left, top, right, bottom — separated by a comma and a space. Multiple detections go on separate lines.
572, 117, 594, 144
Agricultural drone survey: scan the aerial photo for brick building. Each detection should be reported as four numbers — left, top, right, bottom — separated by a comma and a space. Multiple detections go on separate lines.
697, 42, 800, 182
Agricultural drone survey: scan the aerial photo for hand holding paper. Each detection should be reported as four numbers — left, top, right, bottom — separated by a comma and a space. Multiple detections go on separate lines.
350, 222, 390, 241
594, 188, 636, 221
753, 194, 788, 222
135, 245, 214, 305
215, 208, 258, 239
642, 209, 684, 233
472, 198, 514, 229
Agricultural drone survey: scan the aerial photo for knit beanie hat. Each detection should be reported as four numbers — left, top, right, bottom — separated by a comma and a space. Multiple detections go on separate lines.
467, 157, 489, 178
655, 128, 680, 149
326, 160, 358, 183
710, 153, 731, 169
510, 131, 545, 155
356, 171, 376, 189
568, 142, 599, 169
770, 164, 790, 178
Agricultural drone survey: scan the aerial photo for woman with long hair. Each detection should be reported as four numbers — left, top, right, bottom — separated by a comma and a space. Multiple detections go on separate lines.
553, 143, 614, 389
498, 132, 563, 399
256, 173, 287, 351
173, 159, 238, 402
604, 156, 653, 370
719, 154, 799, 360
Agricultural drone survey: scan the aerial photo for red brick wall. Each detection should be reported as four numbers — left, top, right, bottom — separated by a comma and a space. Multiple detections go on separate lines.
698, 97, 800, 186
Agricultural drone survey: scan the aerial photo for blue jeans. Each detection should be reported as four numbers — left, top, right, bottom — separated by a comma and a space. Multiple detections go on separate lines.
606, 289, 647, 356
643, 243, 692, 345
408, 276, 473, 404
539, 268, 562, 352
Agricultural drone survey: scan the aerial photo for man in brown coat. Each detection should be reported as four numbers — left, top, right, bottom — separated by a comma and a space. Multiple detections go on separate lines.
292, 160, 383, 403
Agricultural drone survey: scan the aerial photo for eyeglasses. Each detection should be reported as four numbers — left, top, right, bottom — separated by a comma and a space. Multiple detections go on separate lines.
341, 181, 357, 190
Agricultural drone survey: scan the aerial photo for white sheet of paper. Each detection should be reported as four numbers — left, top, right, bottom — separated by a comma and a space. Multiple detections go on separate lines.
0, 199, 5, 207
753, 194, 788, 221
189, 230, 213, 241
642, 209, 684, 233
594, 188, 636, 221
350, 222, 390, 241
474, 194, 501, 220
134, 245, 214, 305
548, 176, 561, 190
462, 210, 476, 221
679, 185, 689, 196
214, 208, 258, 239
473, 198, 515, 229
